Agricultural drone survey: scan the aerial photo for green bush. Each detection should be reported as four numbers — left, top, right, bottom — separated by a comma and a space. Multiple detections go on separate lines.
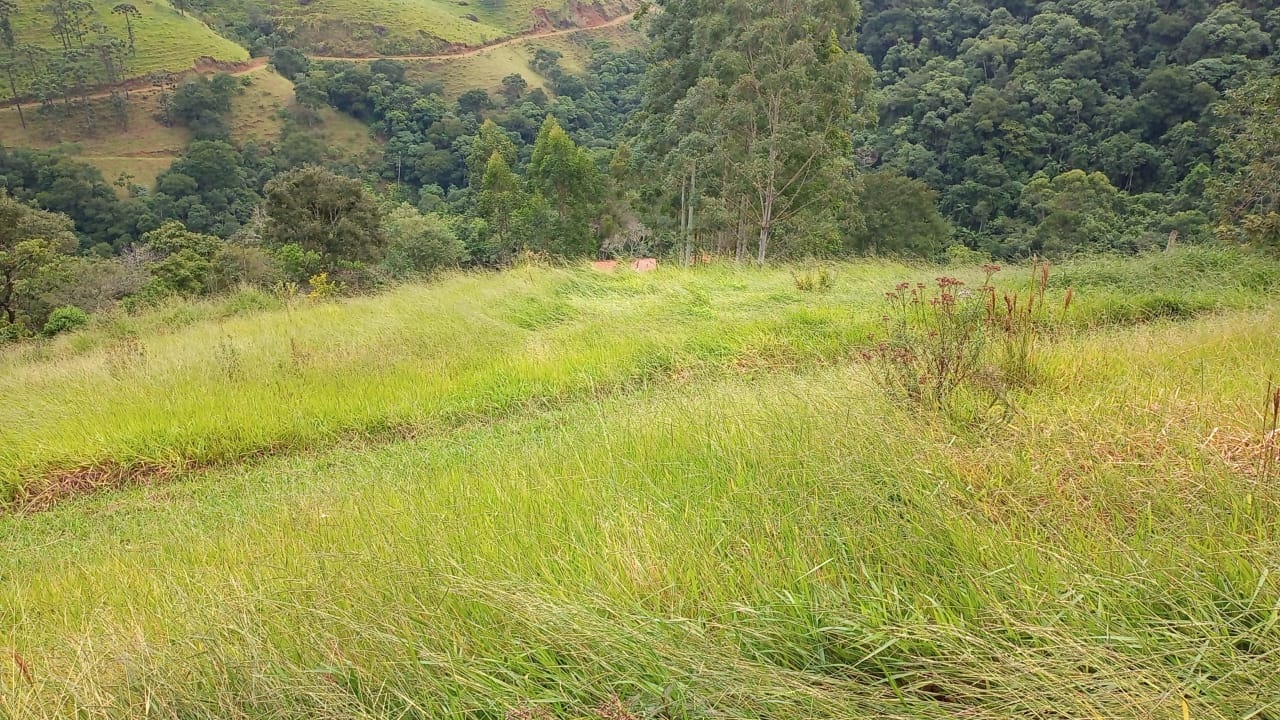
41, 307, 90, 337
382, 204, 468, 277
0, 322, 30, 344
944, 244, 989, 267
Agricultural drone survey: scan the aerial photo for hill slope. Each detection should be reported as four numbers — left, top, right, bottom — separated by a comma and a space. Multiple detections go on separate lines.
3, 0, 247, 97
206, 0, 637, 56
3, 252, 1280, 717
0, 64, 376, 191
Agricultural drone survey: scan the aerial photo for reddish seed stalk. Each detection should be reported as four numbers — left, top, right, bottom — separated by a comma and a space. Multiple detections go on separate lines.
13, 652, 33, 685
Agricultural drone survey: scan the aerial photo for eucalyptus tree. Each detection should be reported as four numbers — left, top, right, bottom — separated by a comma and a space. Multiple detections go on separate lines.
634, 0, 875, 262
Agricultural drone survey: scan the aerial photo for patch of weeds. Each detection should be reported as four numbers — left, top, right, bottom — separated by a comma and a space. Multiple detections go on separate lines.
1133, 293, 1211, 320
220, 287, 282, 317
307, 272, 344, 300
793, 266, 834, 292
105, 333, 148, 378
860, 263, 1071, 420
214, 333, 243, 379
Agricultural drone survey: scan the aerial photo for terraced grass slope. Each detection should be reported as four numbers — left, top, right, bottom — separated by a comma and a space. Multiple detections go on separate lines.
3, 250, 1280, 718
2, 0, 247, 97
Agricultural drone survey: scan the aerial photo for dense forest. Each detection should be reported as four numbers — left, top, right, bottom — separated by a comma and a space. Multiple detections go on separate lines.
2, 0, 1279, 340
859, 0, 1279, 255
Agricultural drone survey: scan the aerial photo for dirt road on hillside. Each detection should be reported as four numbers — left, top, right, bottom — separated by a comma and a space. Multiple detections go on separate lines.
1, 58, 270, 111
309, 11, 637, 62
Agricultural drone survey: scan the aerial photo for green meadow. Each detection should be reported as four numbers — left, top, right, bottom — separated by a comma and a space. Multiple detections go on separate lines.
3, 249, 1280, 718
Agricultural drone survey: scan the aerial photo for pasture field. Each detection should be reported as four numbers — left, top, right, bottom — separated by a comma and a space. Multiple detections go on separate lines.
401, 33, 598, 98
2, 249, 1280, 719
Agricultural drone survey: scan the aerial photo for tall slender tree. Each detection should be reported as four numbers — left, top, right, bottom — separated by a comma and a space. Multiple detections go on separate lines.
111, 3, 141, 54
527, 116, 604, 256
0, 0, 25, 129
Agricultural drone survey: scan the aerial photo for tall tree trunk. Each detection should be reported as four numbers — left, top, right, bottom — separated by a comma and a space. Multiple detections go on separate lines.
684, 162, 696, 265
756, 197, 772, 264
757, 149, 778, 265
735, 196, 747, 264
678, 173, 688, 265
4, 65, 24, 129
756, 93, 782, 265
1, 269, 15, 325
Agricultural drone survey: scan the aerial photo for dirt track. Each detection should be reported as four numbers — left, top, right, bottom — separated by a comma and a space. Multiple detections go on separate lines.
1, 58, 270, 110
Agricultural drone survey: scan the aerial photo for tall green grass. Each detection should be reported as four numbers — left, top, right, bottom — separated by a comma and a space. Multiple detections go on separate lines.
3, 249, 1278, 504
2, 298, 1278, 717
2, 248, 1280, 717
1, 261, 905, 502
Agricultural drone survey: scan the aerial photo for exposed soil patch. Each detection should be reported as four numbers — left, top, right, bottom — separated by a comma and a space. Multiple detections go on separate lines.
567, 0, 612, 28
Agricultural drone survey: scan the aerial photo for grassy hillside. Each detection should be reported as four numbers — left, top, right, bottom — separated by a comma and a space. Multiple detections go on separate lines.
2, 249, 1280, 717
0, 65, 376, 191
3, 0, 247, 97
214, 0, 636, 56
401, 28, 633, 97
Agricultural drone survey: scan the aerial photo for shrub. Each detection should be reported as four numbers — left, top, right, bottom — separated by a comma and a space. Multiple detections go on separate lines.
944, 244, 989, 267
220, 287, 283, 317
210, 246, 283, 292
382, 205, 468, 277
275, 243, 323, 283
41, 306, 90, 337
307, 272, 343, 300
0, 322, 30, 344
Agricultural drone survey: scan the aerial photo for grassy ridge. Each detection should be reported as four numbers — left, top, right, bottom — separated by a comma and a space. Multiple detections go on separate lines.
1, 264, 1278, 716
403, 27, 643, 98
0, 261, 892, 500
3, 0, 247, 97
